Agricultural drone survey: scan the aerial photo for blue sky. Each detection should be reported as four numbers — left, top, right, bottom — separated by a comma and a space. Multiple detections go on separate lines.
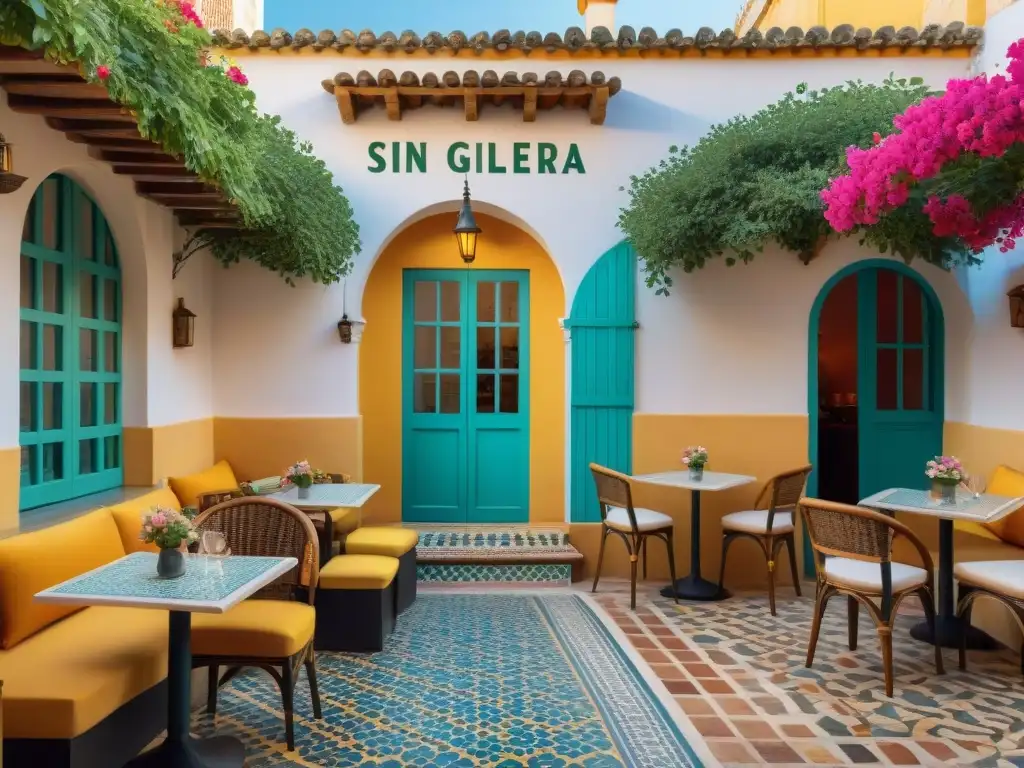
265, 0, 742, 35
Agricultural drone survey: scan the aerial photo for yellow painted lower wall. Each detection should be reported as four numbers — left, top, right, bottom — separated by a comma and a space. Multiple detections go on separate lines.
212, 415, 363, 492
359, 212, 565, 527
574, 413, 810, 590
123, 418, 215, 486
0, 448, 20, 535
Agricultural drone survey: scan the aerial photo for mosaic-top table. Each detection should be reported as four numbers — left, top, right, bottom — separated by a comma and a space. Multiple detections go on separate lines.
634, 470, 756, 601
267, 483, 381, 563
860, 487, 1024, 650
35, 551, 297, 767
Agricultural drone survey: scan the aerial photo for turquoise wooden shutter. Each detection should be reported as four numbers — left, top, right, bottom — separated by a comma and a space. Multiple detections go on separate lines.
568, 242, 637, 523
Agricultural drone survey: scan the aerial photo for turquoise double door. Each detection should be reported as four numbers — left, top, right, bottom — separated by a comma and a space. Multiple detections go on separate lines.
402, 270, 530, 523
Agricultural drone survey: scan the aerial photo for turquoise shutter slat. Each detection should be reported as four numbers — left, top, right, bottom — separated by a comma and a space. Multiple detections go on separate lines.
569, 242, 637, 523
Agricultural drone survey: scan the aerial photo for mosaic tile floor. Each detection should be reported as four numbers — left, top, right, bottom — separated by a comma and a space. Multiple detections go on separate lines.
592, 581, 1024, 767
194, 593, 704, 767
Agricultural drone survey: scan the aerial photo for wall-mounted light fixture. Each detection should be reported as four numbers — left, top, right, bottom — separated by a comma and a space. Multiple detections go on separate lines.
453, 177, 481, 264
1009, 285, 1024, 329
172, 298, 196, 348
0, 133, 27, 194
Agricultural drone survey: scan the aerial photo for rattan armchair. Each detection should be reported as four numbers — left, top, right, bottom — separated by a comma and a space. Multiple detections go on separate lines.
799, 498, 943, 697
191, 497, 322, 750
590, 463, 679, 610
718, 465, 812, 615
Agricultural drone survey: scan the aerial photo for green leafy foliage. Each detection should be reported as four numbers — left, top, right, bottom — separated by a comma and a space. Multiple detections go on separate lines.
0, 0, 359, 284
618, 78, 972, 293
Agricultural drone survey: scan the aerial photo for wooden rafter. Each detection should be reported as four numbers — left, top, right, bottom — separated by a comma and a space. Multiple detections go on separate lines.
0, 45, 240, 229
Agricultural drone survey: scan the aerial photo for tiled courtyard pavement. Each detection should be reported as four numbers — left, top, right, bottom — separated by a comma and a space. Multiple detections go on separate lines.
590, 582, 1024, 767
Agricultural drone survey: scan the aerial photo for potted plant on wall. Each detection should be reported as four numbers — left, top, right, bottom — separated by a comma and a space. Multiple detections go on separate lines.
140, 507, 198, 579
682, 446, 709, 482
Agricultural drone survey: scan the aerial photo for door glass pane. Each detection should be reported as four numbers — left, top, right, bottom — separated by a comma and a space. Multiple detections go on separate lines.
440, 282, 460, 322
80, 383, 95, 427
876, 270, 898, 344
42, 261, 62, 313
21, 255, 35, 309
22, 197, 35, 244
20, 321, 35, 369
43, 382, 62, 430
499, 373, 519, 413
104, 383, 118, 424
80, 273, 97, 319
500, 281, 519, 322
439, 373, 460, 414
500, 327, 519, 369
440, 326, 460, 369
414, 326, 436, 369
413, 373, 437, 413
42, 324, 61, 370
20, 382, 35, 432
103, 280, 118, 321
79, 439, 96, 475
414, 282, 437, 322
42, 442, 63, 481
903, 348, 925, 411
476, 374, 495, 413
477, 327, 496, 369
21, 446, 36, 485
78, 195, 94, 260
41, 179, 60, 250
104, 332, 118, 373
104, 435, 120, 469
477, 281, 496, 322
876, 348, 898, 410
80, 328, 97, 371
902, 279, 923, 344
104, 232, 117, 266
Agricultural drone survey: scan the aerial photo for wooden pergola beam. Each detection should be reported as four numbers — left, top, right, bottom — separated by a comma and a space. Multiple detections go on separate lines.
5, 94, 134, 120
588, 86, 610, 125
3, 79, 110, 99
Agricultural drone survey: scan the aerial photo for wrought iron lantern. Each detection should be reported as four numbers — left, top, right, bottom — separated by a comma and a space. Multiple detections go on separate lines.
338, 314, 353, 343
172, 298, 196, 348
1009, 285, 1024, 329
0, 133, 27, 195
453, 178, 482, 264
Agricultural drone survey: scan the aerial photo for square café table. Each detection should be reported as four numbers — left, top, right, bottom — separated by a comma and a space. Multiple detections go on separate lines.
35, 551, 297, 767
860, 487, 1024, 650
633, 470, 756, 601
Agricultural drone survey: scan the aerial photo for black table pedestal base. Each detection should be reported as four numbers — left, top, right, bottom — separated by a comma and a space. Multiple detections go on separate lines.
126, 736, 246, 768
910, 616, 1002, 650
661, 574, 731, 602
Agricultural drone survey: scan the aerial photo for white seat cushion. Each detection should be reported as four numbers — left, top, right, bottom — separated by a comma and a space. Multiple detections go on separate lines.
954, 560, 1024, 600
721, 509, 794, 535
605, 506, 673, 533
824, 557, 928, 593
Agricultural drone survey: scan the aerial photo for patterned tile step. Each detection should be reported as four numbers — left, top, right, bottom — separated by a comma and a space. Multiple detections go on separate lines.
417, 563, 573, 584
415, 527, 583, 564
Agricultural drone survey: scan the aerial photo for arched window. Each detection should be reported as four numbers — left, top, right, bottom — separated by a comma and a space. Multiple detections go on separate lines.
19, 174, 122, 510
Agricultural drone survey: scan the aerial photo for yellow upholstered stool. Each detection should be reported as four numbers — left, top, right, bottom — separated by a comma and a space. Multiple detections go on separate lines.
343, 528, 419, 614
329, 508, 361, 539
315, 555, 398, 652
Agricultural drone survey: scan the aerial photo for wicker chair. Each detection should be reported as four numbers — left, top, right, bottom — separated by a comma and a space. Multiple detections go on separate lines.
191, 497, 322, 750
197, 488, 243, 513
799, 497, 943, 697
954, 560, 1024, 674
590, 463, 679, 610
718, 465, 812, 615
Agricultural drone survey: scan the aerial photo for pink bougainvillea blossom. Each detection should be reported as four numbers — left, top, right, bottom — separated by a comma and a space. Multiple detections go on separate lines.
96, 65, 110, 81
226, 65, 248, 86
178, 1, 203, 28
821, 38, 1024, 252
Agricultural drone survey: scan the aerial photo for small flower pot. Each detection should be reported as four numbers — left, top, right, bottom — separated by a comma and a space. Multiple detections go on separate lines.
931, 479, 958, 503
297, 485, 311, 499
157, 547, 186, 579
689, 466, 705, 482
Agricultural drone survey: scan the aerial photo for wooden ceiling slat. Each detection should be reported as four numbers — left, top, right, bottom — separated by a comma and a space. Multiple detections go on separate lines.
176, 212, 241, 226
112, 166, 201, 180
3, 79, 110, 99
6, 94, 134, 120
136, 181, 216, 196
93, 150, 183, 165
72, 138, 165, 151
48, 118, 144, 138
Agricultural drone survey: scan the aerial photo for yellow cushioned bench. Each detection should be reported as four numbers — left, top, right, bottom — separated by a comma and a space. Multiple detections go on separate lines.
167, 460, 239, 510
343, 528, 419, 614
0, 502, 173, 767
315, 554, 399, 652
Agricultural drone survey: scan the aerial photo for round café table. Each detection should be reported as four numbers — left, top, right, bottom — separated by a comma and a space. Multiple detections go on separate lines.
633, 470, 756, 601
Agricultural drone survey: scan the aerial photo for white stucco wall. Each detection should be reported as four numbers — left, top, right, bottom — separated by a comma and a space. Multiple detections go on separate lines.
0, 93, 214, 457
211, 52, 973, 418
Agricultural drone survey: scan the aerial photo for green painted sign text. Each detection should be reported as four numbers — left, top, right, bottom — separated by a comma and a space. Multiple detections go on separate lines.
367, 141, 586, 175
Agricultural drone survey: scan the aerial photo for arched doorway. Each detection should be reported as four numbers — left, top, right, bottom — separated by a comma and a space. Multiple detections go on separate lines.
19, 174, 123, 510
359, 211, 565, 526
807, 260, 945, 571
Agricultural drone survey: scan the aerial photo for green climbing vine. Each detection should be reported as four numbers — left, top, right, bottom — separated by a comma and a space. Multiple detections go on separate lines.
0, 0, 359, 284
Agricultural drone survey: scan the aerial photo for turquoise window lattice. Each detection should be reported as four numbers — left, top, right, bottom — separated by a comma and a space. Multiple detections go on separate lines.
19, 174, 123, 510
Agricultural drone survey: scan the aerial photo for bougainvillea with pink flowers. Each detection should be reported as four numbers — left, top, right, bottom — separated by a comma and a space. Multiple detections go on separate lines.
822, 38, 1024, 256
